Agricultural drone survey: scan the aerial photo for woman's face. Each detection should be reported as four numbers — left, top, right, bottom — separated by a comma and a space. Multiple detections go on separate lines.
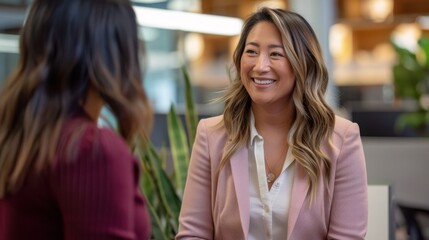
240, 21, 295, 109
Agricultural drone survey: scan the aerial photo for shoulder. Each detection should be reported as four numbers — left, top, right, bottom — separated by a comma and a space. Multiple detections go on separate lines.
323, 115, 362, 157
57, 116, 133, 165
96, 127, 132, 158
199, 115, 223, 127
193, 115, 228, 151
332, 115, 360, 140
196, 115, 227, 138
81, 126, 132, 161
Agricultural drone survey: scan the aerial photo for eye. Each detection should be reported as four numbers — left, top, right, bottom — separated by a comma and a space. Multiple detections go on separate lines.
271, 51, 284, 57
244, 49, 257, 55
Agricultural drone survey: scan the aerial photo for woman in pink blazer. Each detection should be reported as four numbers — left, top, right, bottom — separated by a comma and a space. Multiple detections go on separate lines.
177, 7, 367, 240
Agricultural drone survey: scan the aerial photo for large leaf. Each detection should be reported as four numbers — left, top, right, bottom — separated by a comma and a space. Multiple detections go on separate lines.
392, 64, 424, 99
392, 39, 427, 99
139, 152, 168, 239
139, 143, 181, 234
167, 105, 189, 196
418, 37, 429, 68
181, 66, 198, 146
145, 198, 170, 240
139, 160, 156, 206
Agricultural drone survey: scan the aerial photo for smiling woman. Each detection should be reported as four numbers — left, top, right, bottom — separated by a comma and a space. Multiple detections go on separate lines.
176, 7, 368, 240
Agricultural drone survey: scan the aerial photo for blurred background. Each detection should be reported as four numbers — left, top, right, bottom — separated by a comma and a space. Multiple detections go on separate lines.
0, 0, 428, 239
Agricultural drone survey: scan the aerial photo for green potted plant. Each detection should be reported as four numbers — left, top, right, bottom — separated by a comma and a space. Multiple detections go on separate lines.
392, 36, 429, 136
138, 66, 198, 239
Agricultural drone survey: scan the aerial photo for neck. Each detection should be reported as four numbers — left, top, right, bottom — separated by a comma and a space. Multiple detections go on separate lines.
252, 103, 295, 134
82, 87, 104, 122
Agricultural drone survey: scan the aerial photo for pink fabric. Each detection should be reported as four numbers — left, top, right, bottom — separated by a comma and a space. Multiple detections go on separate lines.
0, 108, 151, 240
176, 115, 368, 240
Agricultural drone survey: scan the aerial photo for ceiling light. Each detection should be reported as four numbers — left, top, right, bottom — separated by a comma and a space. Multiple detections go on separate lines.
133, 6, 243, 36
132, 0, 167, 3
0, 7, 243, 54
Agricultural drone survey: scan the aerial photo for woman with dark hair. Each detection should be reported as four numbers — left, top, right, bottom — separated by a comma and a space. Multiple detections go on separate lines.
177, 7, 367, 239
0, 0, 152, 239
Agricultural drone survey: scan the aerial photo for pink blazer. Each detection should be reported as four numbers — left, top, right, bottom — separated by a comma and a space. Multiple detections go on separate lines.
176, 115, 368, 240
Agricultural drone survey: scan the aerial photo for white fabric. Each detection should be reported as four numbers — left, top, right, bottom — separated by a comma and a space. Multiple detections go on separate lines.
248, 113, 295, 240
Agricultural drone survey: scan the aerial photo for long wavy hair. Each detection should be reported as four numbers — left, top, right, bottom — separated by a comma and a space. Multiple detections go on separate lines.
221, 7, 335, 202
0, 0, 152, 197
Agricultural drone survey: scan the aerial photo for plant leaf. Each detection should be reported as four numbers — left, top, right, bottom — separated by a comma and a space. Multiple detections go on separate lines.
167, 105, 189, 196
145, 197, 170, 240
139, 143, 181, 233
181, 65, 198, 147
418, 37, 429, 68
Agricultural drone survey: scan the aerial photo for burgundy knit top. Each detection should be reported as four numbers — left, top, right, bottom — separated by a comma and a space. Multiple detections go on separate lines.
0, 108, 151, 239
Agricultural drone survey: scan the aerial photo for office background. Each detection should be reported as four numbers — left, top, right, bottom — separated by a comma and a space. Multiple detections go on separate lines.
1, 0, 428, 239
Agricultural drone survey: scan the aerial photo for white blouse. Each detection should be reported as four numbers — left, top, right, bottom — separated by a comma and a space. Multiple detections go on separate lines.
248, 114, 295, 240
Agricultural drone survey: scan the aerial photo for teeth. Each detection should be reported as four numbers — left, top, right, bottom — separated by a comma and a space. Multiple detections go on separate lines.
254, 79, 274, 85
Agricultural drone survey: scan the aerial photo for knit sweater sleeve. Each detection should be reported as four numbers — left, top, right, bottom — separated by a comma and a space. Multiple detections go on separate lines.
50, 124, 150, 240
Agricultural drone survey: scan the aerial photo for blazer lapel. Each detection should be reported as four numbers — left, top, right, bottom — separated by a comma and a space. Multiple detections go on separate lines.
230, 146, 250, 239
287, 164, 309, 239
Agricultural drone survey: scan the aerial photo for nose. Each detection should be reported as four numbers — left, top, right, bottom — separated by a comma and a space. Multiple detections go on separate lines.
254, 54, 270, 72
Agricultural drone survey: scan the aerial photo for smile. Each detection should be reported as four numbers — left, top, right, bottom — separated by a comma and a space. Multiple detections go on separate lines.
253, 79, 275, 85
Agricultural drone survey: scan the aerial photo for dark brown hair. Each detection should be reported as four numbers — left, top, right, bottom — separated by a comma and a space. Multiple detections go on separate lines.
0, 0, 152, 197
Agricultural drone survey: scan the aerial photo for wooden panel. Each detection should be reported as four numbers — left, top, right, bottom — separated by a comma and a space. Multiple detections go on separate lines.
336, 0, 362, 19
394, 0, 429, 15
352, 26, 396, 51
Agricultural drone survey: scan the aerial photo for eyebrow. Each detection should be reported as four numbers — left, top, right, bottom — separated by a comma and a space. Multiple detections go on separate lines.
245, 42, 284, 49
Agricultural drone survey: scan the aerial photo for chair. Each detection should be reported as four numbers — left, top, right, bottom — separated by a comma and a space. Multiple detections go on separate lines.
397, 203, 429, 240
367, 185, 394, 240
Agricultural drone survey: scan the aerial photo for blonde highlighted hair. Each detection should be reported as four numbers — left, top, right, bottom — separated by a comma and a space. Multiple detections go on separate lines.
220, 7, 335, 202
